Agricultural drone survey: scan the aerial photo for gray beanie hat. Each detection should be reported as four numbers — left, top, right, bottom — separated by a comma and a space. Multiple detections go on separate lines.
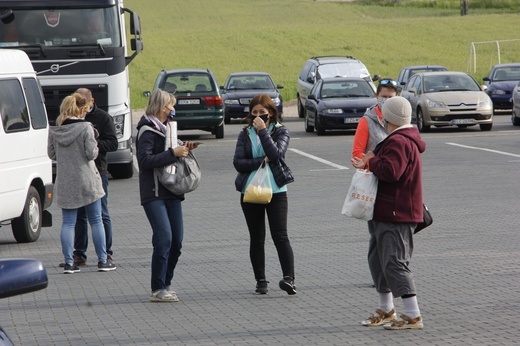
382, 96, 412, 127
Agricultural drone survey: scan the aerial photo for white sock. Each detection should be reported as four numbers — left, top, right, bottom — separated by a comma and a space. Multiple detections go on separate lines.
379, 292, 394, 313
402, 295, 421, 318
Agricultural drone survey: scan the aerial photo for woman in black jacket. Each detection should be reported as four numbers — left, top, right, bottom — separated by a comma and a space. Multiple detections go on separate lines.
233, 94, 296, 295
136, 89, 198, 302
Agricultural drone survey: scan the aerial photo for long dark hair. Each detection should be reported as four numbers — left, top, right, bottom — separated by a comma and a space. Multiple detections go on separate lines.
246, 94, 281, 127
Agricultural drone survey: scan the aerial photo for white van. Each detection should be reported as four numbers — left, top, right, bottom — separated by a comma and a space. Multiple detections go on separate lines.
0, 49, 53, 243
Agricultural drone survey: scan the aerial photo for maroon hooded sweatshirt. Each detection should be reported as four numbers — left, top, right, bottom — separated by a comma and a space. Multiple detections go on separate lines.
369, 125, 426, 224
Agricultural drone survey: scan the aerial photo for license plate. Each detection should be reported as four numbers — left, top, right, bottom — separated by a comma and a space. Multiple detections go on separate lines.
451, 119, 476, 125
178, 99, 200, 105
344, 117, 360, 124
244, 106, 249, 112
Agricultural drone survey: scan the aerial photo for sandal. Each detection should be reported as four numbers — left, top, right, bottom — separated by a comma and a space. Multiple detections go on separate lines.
384, 314, 423, 330
361, 308, 397, 327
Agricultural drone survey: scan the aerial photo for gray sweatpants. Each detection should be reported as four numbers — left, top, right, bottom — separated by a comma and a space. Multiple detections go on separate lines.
367, 220, 417, 298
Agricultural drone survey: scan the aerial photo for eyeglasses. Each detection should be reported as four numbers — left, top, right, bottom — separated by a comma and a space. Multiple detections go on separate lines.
379, 79, 398, 86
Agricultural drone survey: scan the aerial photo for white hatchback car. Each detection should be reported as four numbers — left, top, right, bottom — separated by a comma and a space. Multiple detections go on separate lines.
400, 71, 493, 132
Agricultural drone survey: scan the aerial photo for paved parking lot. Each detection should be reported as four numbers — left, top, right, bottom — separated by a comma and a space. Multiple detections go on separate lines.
1, 107, 520, 345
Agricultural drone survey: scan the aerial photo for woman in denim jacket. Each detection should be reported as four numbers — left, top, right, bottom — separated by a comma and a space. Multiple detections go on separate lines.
233, 94, 296, 295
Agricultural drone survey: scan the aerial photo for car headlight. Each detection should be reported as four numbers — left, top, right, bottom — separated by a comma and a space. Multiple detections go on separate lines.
491, 89, 506, 95
224, 99, 239, 105
478, 97, 493, 108
323, 108, 343, 114
425, 99, 446, 108
271, 97, 281, 106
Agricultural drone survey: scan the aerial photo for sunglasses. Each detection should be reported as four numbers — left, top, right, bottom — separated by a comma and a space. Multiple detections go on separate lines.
379, 79, 398, 86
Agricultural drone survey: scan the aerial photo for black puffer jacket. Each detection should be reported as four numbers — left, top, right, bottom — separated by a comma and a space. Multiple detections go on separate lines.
233, 124, 293, 192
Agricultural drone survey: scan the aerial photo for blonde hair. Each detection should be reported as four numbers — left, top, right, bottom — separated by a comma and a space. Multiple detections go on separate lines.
56, 93, 88, 126
145, 89, 176, 117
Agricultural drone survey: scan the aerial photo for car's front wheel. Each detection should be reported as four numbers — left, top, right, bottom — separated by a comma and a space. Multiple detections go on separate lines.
215, 123, 224, 139
417, 109, 430, 133
304, 112, 314, 133
297, 97, 305, 118
480, 123, 492, 131
315, 116, 325, 136
512, 113, 520, 126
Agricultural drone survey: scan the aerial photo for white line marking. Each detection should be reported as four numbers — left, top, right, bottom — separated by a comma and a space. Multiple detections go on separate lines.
289, 148, 349, 170
446, 142, 520, 158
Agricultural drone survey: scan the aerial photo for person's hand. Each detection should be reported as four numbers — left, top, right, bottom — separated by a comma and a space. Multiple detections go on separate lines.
173, 145, 189, 157
252, 116, 267, 131
184, 141, 199, 150
351, 151, 374, 169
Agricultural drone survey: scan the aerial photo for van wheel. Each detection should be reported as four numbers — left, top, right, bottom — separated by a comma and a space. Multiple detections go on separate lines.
215, 123, 224, 139
12, 186, 42, 243
417, 109, 430, 133
109, 162, 134, 179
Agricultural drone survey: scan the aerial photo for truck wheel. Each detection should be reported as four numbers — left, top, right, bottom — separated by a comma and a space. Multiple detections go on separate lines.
12, 186, 42, 243
108, 162, 134, 179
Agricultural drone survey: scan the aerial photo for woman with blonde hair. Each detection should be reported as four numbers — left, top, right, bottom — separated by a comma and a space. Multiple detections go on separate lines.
48, 93, 116, 274
136, 89, 199, 302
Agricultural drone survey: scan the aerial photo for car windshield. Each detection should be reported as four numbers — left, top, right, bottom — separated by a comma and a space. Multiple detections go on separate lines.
423, 74, 480, 93
320, 81, 374, 99
0, 7, 121, 47
163, 73, 215, 93
317, 63, 370, 79
493, 67, 520, 81
226, 76, 274, 90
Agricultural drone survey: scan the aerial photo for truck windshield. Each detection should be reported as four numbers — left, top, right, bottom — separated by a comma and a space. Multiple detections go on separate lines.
0, 7, 121, 48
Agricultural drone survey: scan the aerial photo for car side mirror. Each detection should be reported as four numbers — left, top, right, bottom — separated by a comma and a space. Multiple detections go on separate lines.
481, 85, 488, 92
142, 91, 151, 97
373, 74, 380, 82
409, 87, 417, 95
308, 94, 317, 101
277, 84, 284, 89
483, 77, 490, 82
0, 258, 48, 299
306, 76, 315, 83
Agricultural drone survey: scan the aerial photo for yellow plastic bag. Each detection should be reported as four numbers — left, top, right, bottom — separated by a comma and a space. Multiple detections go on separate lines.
243, 160, 273, 204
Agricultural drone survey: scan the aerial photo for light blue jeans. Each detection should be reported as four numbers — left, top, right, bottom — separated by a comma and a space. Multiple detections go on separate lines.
61, 199, 107, 265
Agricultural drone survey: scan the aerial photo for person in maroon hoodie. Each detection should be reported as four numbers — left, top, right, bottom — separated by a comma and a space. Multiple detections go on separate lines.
351, 96, 426, 330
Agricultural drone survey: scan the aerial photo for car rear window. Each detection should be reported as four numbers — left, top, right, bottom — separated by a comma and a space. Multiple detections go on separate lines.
163, 73, 215, 93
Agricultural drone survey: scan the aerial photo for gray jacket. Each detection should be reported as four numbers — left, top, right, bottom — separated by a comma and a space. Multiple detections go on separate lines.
48, 119, 105, 209
363, 105, 388, 153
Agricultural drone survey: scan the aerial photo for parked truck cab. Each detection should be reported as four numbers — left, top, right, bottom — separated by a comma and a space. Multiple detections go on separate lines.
0, 49, 53, 243
0, 0, 143, 179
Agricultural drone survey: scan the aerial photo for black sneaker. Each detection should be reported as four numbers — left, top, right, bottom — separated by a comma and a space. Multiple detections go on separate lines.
63, 263, 80, 274
255, 279, 269, 294
97, 261, 116, 272
279, 277, 297, 295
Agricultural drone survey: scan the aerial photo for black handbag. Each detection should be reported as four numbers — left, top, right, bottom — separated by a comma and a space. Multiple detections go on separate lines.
414, 204, 432, 234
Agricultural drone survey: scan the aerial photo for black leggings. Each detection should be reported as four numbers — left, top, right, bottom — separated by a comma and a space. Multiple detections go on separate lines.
240, 192, 294, 281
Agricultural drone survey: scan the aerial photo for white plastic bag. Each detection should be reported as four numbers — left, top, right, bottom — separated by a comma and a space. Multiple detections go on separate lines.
243, 160, 273, 204
341, 169, 378, 221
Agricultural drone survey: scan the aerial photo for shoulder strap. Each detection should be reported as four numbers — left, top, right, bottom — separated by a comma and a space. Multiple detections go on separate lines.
137, 125, 165, 141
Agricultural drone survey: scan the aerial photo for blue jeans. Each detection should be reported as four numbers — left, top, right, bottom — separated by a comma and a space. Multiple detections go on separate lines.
74, 175, 112, 259
143, 199, 184, 292
61, 199, 107, 265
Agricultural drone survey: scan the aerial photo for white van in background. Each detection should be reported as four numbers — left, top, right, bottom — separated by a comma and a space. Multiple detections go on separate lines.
0, 49, 53, 243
